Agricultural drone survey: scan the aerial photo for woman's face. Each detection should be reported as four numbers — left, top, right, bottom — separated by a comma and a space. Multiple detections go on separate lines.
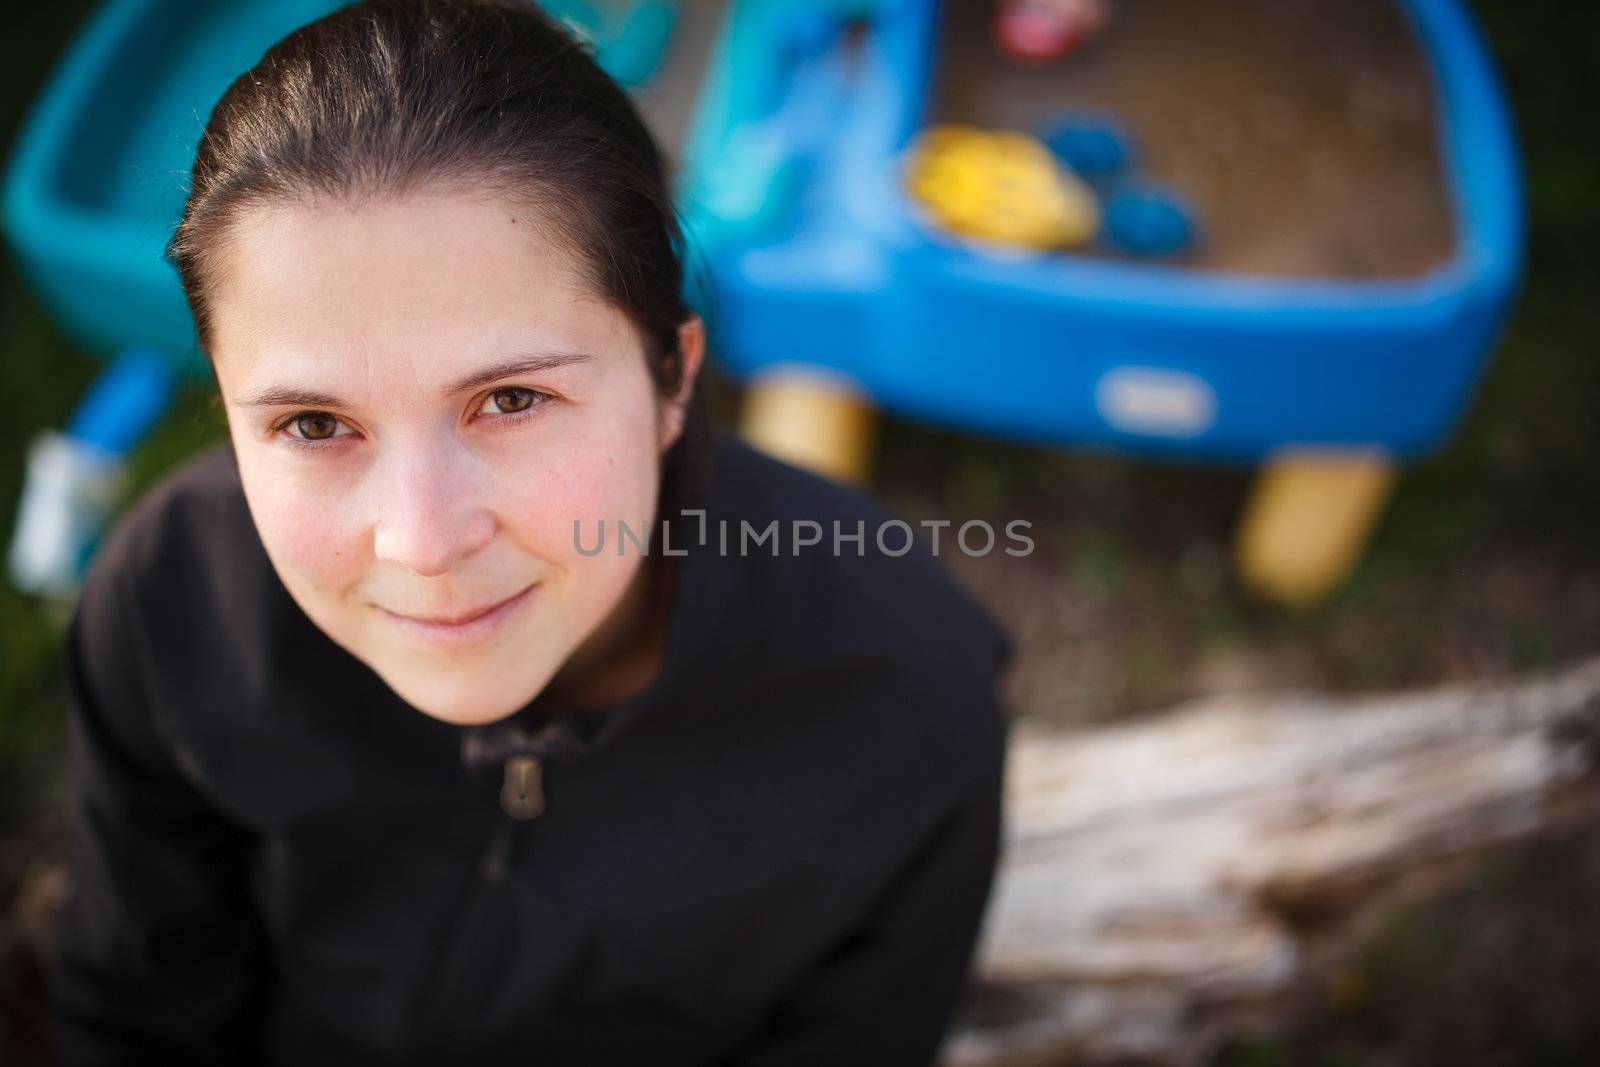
208, 189, 700, 726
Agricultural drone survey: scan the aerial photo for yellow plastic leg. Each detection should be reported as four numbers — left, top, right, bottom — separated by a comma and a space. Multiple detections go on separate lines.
1234, 448, 1398, 607
738, 367, 877, 485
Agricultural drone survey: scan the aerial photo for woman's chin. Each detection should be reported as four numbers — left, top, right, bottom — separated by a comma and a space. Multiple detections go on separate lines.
411, 701, 528, 728
381, 668, 552, 727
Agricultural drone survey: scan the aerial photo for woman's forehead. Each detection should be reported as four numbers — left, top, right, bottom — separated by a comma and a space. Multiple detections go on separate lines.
215, 191, 594, 312
207, 191, 636, 393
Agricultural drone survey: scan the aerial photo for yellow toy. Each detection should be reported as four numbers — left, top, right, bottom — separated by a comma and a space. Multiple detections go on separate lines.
904, 124, 1099, 250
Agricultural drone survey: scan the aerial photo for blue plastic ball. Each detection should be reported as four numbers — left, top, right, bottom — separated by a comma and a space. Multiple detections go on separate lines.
1103, 184, 1196, 256
1039, 113, 1135, 182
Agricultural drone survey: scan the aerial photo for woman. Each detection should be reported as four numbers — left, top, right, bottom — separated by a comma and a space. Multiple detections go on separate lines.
51, 2, 1013, 1064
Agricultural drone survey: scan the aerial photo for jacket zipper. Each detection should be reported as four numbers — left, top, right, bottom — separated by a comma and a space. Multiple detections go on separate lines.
411, 754, 547, 1056
499, 753, 545, 821
482, 754, 543, 882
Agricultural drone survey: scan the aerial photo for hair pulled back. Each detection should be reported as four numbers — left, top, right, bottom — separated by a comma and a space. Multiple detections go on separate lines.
168, 0, 711, 517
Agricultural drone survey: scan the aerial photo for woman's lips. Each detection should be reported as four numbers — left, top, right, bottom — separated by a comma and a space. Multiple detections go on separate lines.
378, 584, 538, 646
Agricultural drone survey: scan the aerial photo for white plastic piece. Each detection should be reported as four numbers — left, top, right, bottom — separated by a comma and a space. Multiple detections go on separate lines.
7, 431, 126, 596
1095, 365, 1218, 438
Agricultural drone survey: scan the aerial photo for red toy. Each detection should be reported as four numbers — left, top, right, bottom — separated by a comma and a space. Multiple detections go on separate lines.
994, 0, 1109, 63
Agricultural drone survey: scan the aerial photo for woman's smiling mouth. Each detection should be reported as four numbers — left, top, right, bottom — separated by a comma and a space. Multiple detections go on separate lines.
377, 584, 539, 646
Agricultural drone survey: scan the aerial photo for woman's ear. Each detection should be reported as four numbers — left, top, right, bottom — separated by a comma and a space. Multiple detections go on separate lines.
659, 314, 706, 453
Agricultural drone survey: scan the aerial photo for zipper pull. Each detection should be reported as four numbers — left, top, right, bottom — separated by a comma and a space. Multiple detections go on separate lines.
500, 753, 545, 820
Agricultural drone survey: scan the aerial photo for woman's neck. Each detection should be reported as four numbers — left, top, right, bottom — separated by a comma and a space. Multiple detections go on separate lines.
544, 550, 675, 712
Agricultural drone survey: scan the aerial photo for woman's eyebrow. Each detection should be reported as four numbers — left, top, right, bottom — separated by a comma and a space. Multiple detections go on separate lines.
233, 352, 597, 408
445, 351, 596, 394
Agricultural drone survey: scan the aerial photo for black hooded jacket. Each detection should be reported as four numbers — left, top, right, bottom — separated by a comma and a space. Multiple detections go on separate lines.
51, 427, 1013, 1066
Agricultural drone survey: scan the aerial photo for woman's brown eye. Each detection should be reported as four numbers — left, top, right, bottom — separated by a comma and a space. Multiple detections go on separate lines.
295, 413, 340, 440
490, 388, 535, 414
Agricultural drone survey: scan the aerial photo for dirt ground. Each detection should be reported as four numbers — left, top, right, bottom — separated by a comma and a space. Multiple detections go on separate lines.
860, 412, 1600, 734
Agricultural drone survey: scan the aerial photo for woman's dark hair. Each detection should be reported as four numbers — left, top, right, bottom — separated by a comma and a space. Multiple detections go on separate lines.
168, 0, 711, 520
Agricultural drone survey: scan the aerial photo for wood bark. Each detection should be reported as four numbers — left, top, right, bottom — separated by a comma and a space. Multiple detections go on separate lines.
943, 655, 1600, 1066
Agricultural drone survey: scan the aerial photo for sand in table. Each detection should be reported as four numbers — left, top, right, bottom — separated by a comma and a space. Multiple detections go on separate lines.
931, 0, 1457, 279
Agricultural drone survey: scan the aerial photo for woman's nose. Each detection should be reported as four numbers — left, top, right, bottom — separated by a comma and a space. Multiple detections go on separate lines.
370, 449, 495, 577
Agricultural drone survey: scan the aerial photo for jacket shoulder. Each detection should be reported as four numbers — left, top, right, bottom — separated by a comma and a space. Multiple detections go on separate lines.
77, 442, 281, 708
86, 442, 253, 602
705, 431, 1015, 702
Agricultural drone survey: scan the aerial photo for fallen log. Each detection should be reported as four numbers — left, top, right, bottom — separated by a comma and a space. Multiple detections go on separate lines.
943, 655, 1600, 1067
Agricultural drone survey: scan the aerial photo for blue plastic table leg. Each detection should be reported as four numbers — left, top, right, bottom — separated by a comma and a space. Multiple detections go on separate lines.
65, 345, 176, 456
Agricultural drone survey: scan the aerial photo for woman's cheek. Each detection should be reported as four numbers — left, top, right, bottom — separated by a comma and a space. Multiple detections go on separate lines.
501, 414, 660, 562
241, 461, 369, 591
498, 455, 643, 565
